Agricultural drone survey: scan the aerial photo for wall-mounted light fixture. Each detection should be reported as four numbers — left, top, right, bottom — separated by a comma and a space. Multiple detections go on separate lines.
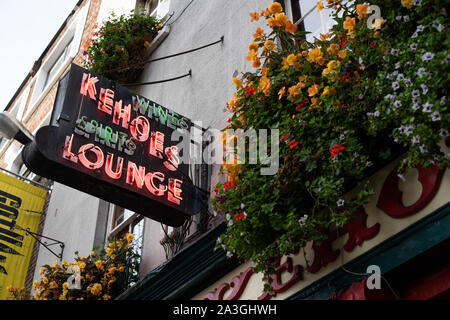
0, 111, 34, 145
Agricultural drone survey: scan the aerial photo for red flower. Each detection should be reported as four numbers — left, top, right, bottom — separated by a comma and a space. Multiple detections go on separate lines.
340, 37, 347, 48
330, 144, 345, 157
244, 86, 256, 97
214, 187, 219, 194
234, 212, 247, 221
296, 98, 308, 110
289, 139, 299, 149
339, 72, 350, 83
223, 181, 236, 191
369, 42, 377, 48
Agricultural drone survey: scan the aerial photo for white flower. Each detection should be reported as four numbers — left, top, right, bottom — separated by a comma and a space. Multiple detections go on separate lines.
411, 90, 420, 98
373, 110, 380, 117
397, 73, 405, 81
391, 49, 400, 56
440, 96, 447, 105
366, 161, 373, 167
217, 237, 223, 244
240, 203, 245, 209
228, 220, 233, 226
416, 68, 427, 78
420, 84, 428, 95
385, 94, 396, 101
337, 199, 345, 207
403, 16, 410, 22
403, 78, 412, 87
405, 126, 413, 136
411, 136, 420, 144
445, 55, 450, 64
422, 102, 433, 112
440, 129, 449, 137
298, 214, 308, 226
395, 62, 401, 69
225, 214, 231, 221
419, 145, 428, 153
396, 16, 402, 21
413, 0, 422, 5
411, 32, 418, 38
393, 100, 402, 108
226, 251, 233, 258
431, 111, 441, 121
421, 52, 435, 61
416, 25, 425, 32
412, 103, 420, 111
392, 82, 400, 90
410, 43, 417, 51
358, 94, 364, 100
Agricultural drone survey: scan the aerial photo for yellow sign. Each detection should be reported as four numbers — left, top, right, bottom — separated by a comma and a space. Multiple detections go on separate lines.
0, 171, 47, 299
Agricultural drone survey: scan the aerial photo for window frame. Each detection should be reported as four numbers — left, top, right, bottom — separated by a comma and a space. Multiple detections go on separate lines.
24, 1, 90, 121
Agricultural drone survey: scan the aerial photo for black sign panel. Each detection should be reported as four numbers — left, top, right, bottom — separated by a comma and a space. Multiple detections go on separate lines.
22, 64, 201, 226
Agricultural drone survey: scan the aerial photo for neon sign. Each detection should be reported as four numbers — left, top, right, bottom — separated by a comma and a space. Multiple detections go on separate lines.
22, 64, 201, 226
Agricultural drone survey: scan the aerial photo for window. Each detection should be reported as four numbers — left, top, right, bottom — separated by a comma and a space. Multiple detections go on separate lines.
27, 2, 89, 112
43, 37, 73, 89
146, 0, 171, 21
285, 0, 336, 42
107, 205, 144, 286
0, 137, 7, 153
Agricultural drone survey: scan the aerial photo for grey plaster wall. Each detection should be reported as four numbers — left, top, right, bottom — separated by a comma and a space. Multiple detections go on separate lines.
32, 182, 104, 280
136, 0, 272, 275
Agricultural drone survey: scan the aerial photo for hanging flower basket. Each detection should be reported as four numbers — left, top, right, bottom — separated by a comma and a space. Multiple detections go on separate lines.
84, 11, 161, 84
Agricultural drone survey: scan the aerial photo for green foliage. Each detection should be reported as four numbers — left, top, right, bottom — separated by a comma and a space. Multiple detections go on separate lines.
84, 11, 160, 83
213, 0, 449, 287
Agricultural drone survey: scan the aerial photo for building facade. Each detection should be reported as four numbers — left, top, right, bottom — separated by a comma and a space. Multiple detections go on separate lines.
1, 0, 449, 300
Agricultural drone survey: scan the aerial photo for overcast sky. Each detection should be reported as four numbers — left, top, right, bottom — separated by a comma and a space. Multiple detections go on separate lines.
0, 0, 79, 111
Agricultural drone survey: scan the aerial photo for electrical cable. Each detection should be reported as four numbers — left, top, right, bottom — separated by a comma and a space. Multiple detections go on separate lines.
168, 0, 195, 26
99, 37, 224, 76
121, 70, 192, 87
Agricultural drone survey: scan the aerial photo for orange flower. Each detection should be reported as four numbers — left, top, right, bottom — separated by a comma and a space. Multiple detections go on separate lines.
327, 43, 340, 55
268, 2, 283, 15
275, 13, 288, 26
268, 17, 277, 27
250, 12, 259, 22
254, 27, 265, 38
343, 16, 356, 31
317, 1, 324, 12
261, 66, 269, 76
287, 82, 303, 100
246, 50, 258, 61
264, 40, 277, 51
232, 77, 242, 88
356, 4, 369, 19
320, 32, 331, 41
278, 87, 286, 100
287, 53, 297, 66
252, 58, 261, 68
281, 57, 290, 70
258, 76, 271, 95
307, 48, 325, 65
285, 20, 297, 34
308, 84, 320, 97
248, 42, 258, 52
